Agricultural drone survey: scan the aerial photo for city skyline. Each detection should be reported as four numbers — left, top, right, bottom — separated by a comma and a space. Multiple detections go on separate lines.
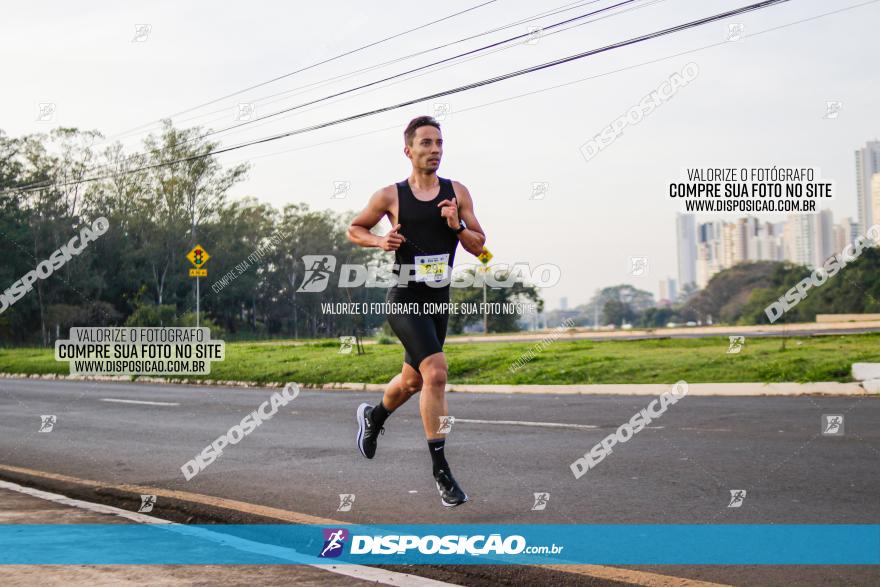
663, 138, 878, 304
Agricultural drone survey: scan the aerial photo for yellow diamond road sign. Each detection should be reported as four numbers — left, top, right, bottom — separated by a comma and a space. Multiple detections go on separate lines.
186, 245, 210, 268
477, 247, 493, 265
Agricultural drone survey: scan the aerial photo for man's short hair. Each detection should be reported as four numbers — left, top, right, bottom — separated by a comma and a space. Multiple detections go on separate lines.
404, 116, 441, 146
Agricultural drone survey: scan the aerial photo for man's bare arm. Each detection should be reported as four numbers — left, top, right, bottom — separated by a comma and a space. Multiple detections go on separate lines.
451, 181, 486, 256
347, 186, 406, 252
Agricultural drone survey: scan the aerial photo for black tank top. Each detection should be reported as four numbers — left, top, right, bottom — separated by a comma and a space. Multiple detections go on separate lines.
390, 176, 460, 295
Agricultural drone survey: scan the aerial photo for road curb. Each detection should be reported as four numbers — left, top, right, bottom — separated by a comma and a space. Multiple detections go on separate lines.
0, 372, 872, 396
0, 464, 717, 587
316, 381, 871, 396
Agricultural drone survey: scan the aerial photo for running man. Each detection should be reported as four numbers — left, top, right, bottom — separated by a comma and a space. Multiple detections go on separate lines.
347, 115, 486, 507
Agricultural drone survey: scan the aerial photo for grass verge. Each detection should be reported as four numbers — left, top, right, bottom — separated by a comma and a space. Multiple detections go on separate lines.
1, 333, 877, 385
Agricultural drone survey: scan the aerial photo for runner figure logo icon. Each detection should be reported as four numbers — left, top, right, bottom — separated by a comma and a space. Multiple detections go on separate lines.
36, 103, 56, 121
319, 528, 349, 558
529, 181, 549, 200
39, 415, 56, 433
727, 336, 745, 354
337, 494, 355, 512
821, 415, 844, 435
823, 101, 843, 119
236, 103, 256, 121
298, 255, 336, 292
332, 180, 351, 199
138, 495, 156, 513
727, 490, 747, 508
437, 416, 455, 434
727, 23, 745, 41
339, 336, 355, 354
531, 492, 550, 511
629, 256, 648, 276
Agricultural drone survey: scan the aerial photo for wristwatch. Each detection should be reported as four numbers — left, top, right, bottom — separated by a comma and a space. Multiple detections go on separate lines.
454, 219, 467, 234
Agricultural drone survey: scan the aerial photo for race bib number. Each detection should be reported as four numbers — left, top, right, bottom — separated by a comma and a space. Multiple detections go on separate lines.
414, 254, 450, 283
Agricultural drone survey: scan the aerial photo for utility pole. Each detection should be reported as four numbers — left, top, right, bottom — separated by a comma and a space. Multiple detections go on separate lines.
186, 245, 210, 327
482, 271, 488, 334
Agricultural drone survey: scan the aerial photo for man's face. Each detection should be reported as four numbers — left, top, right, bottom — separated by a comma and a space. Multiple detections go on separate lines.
406, 125, 442, 171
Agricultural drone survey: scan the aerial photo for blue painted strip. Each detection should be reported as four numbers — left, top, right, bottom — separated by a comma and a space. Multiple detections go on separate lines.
0, 525, 877, 565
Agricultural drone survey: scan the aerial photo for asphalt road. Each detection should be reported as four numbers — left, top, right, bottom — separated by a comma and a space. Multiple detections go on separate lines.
1, 378, 877, 586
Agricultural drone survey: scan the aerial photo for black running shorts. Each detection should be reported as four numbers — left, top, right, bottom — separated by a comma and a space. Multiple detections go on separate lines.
385, 286, 450, 372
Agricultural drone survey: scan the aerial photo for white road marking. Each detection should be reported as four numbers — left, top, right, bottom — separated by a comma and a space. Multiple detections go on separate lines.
100, 398, 180, 406
453, 418, 597, 430
0, 479, 171, 524
453, 420, 671, 431
0, 480, 459, 587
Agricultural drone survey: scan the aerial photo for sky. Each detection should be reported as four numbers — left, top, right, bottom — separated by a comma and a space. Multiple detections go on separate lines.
2, 0, 878, 310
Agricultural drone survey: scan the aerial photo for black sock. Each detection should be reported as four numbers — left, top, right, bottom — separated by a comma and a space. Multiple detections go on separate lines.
370, 400, 392, 427
428, 438, 449, 476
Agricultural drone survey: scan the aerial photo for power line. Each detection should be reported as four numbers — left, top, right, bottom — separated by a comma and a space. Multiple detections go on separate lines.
104, 0, 601, 145
228, 0, 874, 170
197, 0, 793, 151
170, 0, 666, 149
86, 0, 673, 173
5, 0, 791, 196
164, 0, 643, 145
33, 0, 648, 187
101, 0, 500, 144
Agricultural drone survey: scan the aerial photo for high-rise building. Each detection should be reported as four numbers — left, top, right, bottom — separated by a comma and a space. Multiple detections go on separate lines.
833, 216, 858, 253
815, 209, 834, 265
676, 214, 696, 290
721, 222, 743, 267
839, 216, 858, 244
833, 223, 848, 253
696, 220, 724, 288
695, 242, 712, 289
731, 218, 748, 264
559, 297, 568, 311
772, 221, 787, 260
738, 217, 778, 262
872, 173, 880, 232
855, 140, 880, 232
785, 214, 816, 267
753, 220, 783, 261
744, 217, 760, 260
687, 212, 841, 291
658, 278, 677, 303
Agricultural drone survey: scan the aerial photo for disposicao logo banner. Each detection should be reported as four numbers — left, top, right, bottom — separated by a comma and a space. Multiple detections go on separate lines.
0, 524, 877, 565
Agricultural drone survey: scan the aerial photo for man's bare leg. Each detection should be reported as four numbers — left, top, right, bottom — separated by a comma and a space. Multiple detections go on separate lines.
356, 363, 421, 459
418, 352, 448, 439
419, 351, 467, 505
382, 363, 423, 411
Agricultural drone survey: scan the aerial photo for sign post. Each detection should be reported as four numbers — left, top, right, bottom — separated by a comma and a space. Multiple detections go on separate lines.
186, 245, 211, 327
477, 247, 493, 335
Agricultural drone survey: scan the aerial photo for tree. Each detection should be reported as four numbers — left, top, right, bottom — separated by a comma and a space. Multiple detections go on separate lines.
687, 261, 783, 323
601, 299, 635, 326
136, 121, 248, 309
448, 267, 543, 334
